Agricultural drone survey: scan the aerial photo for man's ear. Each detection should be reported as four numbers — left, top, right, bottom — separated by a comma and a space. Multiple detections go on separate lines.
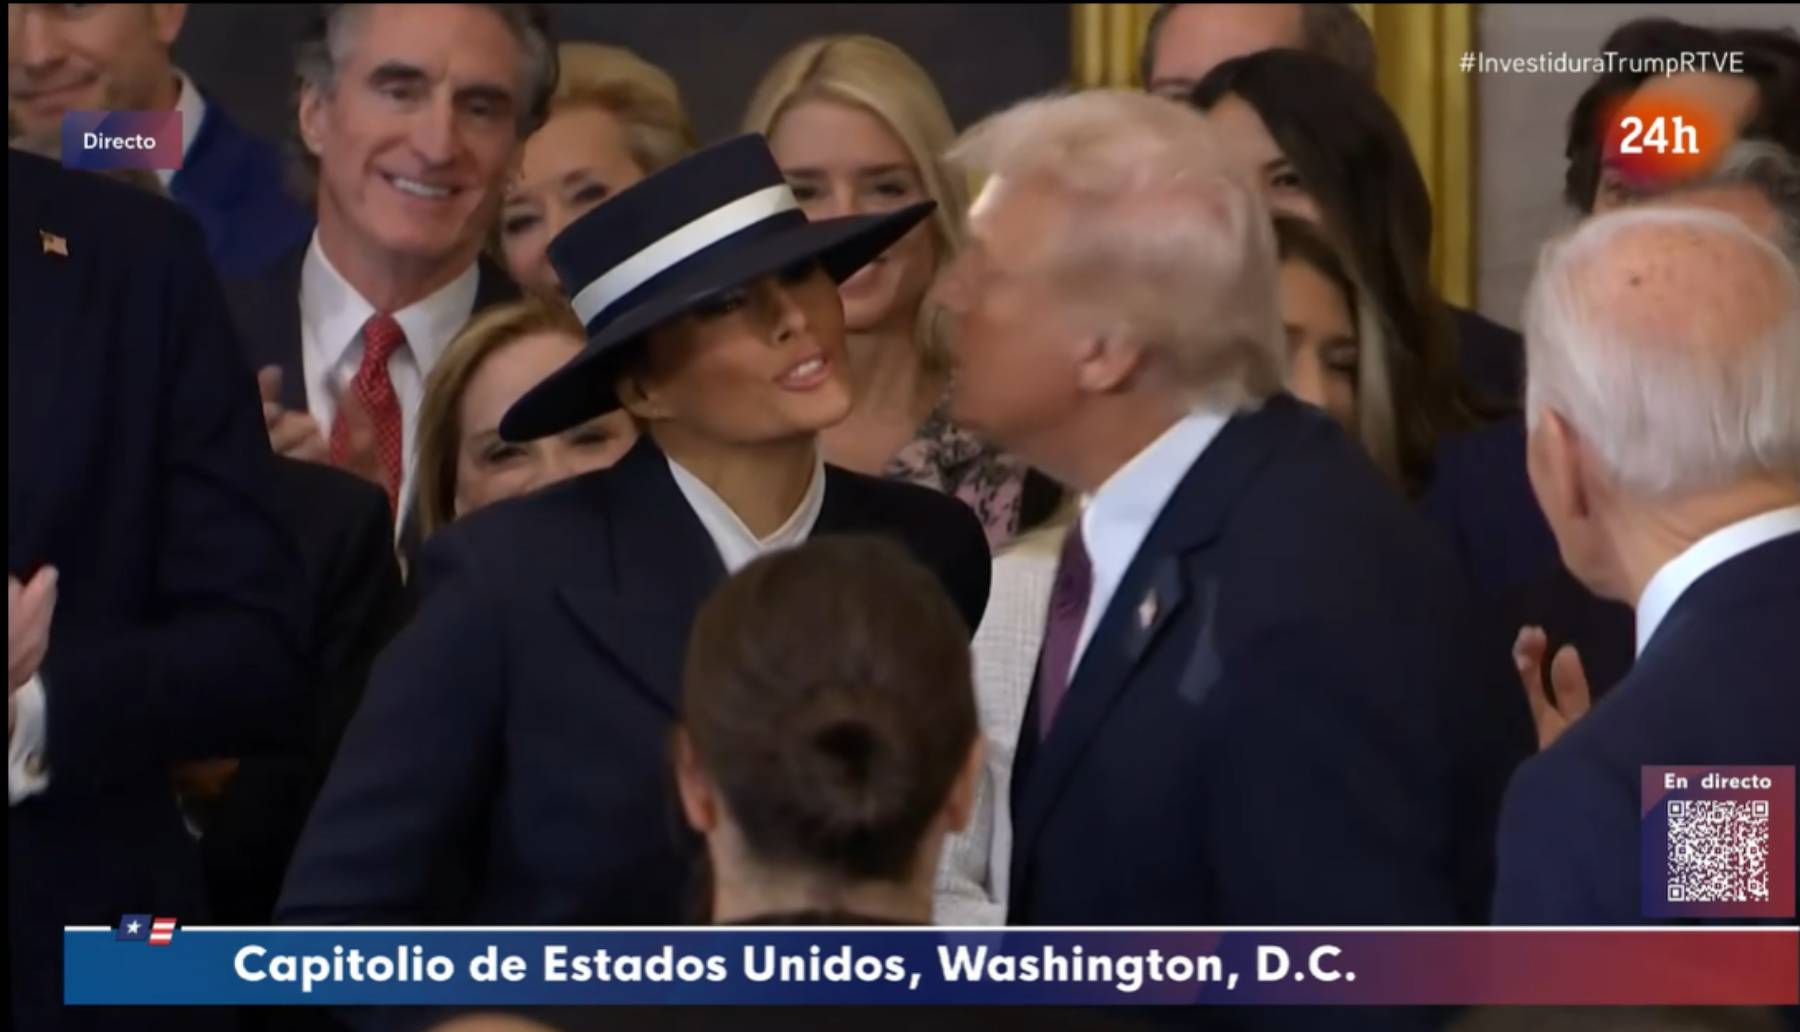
1529, 407, 1593, 525
1072, 326, 1146, 395
297, 83, 330, 160
942, 737, 986, 834
150, 5, 189, 48
671, 727, 718, 836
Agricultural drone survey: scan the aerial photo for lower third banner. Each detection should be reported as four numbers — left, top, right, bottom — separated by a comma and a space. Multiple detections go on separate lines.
65, 927, 1799, 1007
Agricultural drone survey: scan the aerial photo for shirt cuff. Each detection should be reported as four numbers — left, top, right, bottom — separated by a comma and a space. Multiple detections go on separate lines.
10, 675, 51, 804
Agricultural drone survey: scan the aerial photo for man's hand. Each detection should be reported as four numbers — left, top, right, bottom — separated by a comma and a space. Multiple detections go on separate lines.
1514, 625, 1592, 751
9, 567, 58, 693
259, 366, 328, 463
325, 379, 389, 493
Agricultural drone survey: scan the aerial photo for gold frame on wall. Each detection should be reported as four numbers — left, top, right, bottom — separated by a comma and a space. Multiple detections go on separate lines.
1069, 3, 1475, 308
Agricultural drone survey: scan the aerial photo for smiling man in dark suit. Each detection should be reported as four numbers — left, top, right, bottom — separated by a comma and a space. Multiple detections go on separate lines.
934, 91, 1527, 1013
225, 4, 549, 555
8, 150, 307, 1031
7, 3, 313, 273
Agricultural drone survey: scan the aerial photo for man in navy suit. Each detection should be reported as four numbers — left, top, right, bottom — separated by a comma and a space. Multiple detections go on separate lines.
7, 3, 313, 274
934, 90, 1528, 993
224, 4, 546, 556
8, 151, 307, 1029
1492, 206, 1800, 924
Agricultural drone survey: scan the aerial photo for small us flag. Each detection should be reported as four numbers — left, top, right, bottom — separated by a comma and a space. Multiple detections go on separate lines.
149, 917, 178, 945
116, 915, 152, 941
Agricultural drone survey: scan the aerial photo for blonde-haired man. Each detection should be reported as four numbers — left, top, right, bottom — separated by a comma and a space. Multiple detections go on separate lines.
1494, 206, 1800, 924
935, 90, 1528, 939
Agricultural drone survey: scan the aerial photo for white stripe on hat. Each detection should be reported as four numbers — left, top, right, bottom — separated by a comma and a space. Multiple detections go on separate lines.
568, 184, 800, 326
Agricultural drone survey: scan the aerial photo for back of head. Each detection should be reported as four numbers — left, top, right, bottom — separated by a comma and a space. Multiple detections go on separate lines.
947, 88, 1284, 413
744, 34, 967, 260
682, 537, 976, 883
1523, 206, 1800, 500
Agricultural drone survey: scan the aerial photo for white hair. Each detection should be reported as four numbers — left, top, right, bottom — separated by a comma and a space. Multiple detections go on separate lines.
1524, 205, 1800, 499
945, 89, 1285, 412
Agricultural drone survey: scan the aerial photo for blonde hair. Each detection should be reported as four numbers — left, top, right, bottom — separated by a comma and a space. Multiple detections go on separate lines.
948, 90, 1285, 413
550, 43, 696, 175
415, 295, 587, 537
744, 35, 967, 364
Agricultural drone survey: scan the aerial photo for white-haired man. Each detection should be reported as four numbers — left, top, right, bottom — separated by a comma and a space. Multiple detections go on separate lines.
1493, 207, 1800, 924
934, 90, 1529, 944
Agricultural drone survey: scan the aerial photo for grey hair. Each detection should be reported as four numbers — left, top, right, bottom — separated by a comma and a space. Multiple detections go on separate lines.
295, 4, 556, 136
289, 4, 556, 198
1672, 140, 1800, 263
947, 89, 1286, 413
1523, 206, 1800, 499
1139, 3, 1375, 88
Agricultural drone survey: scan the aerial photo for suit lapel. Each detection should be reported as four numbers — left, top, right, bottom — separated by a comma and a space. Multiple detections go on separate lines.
1011, 397, 1307, 868
556, 438, 725, 714
227, 242, 309, 409
8, 161, 86, 568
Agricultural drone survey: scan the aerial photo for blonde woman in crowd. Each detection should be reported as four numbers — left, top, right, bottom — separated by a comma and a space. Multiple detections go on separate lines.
499, 42, 696, 294
746, 35, 1032, 549
414, 296, 637, 537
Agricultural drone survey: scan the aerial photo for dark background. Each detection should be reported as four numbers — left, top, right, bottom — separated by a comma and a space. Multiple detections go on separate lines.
174, 4, 1073, 148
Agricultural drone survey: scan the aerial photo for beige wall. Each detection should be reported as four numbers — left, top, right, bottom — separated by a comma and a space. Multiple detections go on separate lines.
1473, 3, 1792, 328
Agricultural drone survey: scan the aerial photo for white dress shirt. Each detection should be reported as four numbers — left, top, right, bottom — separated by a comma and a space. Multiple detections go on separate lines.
1635, 504, 1800, 656
1073, 409, 1230, 668
154, 69, 206, 189
300, 233, 480, 531
667, 454, 826, 573
9, 674, 50, 805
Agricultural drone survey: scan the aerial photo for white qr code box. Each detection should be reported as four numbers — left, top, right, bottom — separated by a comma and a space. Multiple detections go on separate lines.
1642, 766, 1794, 918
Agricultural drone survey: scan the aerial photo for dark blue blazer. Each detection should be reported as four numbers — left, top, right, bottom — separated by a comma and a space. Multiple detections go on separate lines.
1424, 415, 1636, 700
7, 153, 308, 1030
1493, 532, 1800, 925
1007, 396, 1531, 929
169, 93, 314, 276
277, 437, 990, 931
1450, 305, 1524, 410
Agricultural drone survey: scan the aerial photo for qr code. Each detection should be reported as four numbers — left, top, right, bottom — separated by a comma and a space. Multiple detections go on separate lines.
1666, 799, 1771, 903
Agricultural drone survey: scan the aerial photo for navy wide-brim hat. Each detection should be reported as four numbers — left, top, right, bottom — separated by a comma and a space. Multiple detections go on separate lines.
499, 133, 935, 441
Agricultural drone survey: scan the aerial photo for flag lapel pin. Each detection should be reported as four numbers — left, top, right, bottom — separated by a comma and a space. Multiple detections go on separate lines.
40, 230, 68, 257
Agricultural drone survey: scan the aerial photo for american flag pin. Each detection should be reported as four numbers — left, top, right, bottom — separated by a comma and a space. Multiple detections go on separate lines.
40, 230, 68, 257
1138, 590, 1159, 630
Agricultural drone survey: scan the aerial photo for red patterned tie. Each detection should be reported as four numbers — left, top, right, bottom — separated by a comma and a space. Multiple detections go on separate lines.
330, 313, 406, 519
1035, 522, 1092, 741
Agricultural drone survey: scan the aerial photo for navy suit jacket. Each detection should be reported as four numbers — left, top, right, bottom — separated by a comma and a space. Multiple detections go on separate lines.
1450, 305, 1524, 410
277, 437, 990, 932
169, 93, 314, 276
1007, 398, 1530, 1017
1424, 415, 1636, 699
1493, 532, 1800, 924
7, 153, 308, 1030
195, 459, 408, 925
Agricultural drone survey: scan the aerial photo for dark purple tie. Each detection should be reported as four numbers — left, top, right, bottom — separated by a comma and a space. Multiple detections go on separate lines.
1036, 522, 1092, 741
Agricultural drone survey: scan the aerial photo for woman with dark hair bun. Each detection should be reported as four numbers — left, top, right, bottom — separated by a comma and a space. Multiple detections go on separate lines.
676, 536, 983, 925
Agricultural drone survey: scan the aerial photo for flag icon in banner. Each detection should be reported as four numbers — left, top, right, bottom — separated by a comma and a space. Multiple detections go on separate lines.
115, 916, 152, 942
149, 917, 177, 946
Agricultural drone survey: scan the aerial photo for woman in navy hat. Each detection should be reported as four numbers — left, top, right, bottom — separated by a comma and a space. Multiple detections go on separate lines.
277, 135, 990, 928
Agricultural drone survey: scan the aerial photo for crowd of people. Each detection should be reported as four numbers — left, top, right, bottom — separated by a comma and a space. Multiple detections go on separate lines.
8, 3, 1800, 1032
